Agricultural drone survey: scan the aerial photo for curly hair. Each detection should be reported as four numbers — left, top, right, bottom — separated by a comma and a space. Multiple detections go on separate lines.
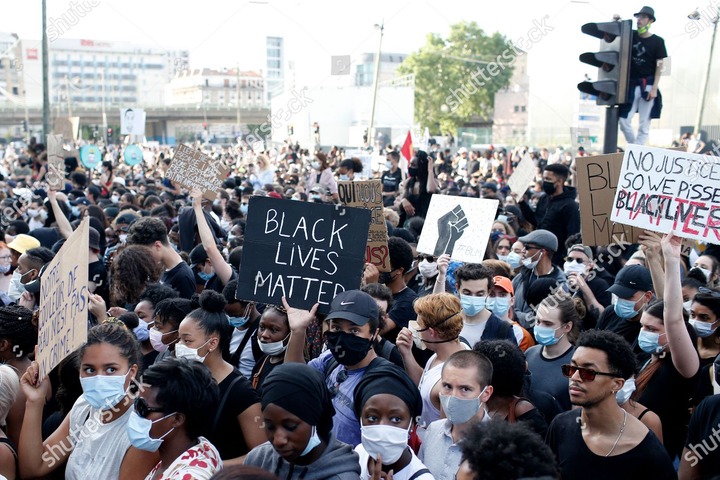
127, 216, 169, 246
110, 245, 163, 305
473, 340, 526, 397
0, 305, 36, 358
137, 283, 179, 308
459, 420, 559, 480
414, 292, 463, 340
575, 330, 637, 380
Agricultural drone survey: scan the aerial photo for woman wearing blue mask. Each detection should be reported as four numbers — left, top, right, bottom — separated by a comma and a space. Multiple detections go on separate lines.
337, 157, 363, 183
18, 322, 158, 479
633, 232, 700, 460
305, 152, 339, 202
190, 189, 236, 292
176, 290, 265, 464
245, 363, 361, 479
128, 357, 221, 479
353, 364, 433, 480
251, 306, 291, 395
524, 295, 581, 412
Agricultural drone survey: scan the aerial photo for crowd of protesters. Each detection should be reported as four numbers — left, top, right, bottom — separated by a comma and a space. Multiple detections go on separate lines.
0, 132, 718, 480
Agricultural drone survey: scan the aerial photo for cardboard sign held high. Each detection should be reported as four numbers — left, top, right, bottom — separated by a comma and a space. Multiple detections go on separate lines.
337, 180, 390, 272
165, 144, 229, 201
37, 219, 90, 380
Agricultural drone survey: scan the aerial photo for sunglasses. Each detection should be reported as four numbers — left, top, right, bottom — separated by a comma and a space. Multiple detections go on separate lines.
329, 368, 349, 398
565, 257, 586, 264
561, 364, 619, 382
416, 254, 436, 262
134, 397, 165, 418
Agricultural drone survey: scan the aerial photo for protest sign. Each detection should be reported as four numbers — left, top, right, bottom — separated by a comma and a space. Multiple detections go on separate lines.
46, 134, 66, 189
610, 145, 720, 244
337, 180, 390, 272
123, 144, 143, 166
37, 219, 89, 380
164, 144, 229, 201
507, 154, 536, 197
416, 196, 499, 263
120, 108, 146, 135
79, 144, 102, 169
53, 117, 79, 141
576, 152, 642, 246
236, 196, 371, 312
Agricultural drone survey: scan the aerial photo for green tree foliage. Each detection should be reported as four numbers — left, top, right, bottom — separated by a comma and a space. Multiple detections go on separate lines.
398, 21, 515, 135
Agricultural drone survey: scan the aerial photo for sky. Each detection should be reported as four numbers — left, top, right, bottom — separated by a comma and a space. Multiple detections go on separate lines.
5, 0, 718, 136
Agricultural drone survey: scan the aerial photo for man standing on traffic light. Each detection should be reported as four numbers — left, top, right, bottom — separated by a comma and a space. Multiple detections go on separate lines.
619, 6, 667, 146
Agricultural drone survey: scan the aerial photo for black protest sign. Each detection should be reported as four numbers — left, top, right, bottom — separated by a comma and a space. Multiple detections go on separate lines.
236, 196, 371, 312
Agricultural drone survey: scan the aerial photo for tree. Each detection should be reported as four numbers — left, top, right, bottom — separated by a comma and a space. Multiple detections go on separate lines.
398, 21, 516, 136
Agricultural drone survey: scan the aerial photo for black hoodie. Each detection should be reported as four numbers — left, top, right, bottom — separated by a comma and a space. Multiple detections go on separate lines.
521, 186, 580, 265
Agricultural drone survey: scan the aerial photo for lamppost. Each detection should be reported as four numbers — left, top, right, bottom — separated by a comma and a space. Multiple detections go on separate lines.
368, 21, 384, 152
690, 7, 719, 136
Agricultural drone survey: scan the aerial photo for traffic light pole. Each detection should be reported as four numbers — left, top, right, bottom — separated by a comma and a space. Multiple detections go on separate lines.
604, 106, 619, 154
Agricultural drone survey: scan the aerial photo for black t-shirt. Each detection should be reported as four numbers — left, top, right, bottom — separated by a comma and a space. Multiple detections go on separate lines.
88, 260, 109, 302
204, 268, 238, 294
251, 355, 283, 397
381, 169, 403, 205
686, 394, 720, 478
387, 287, 418, 343
630, 32, 667, 79
596, 306, 642, 347
207, 369, 261, 460
636, 357, 700, 459
547, 409, 675, 479
161, 262, 196, 299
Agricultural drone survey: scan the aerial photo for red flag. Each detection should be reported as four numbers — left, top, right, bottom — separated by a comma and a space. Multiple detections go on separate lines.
400, 131, 413, 162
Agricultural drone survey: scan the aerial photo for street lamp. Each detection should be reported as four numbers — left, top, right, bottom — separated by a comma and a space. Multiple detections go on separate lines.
368, 21, 384, 152
690, 6, 719, 136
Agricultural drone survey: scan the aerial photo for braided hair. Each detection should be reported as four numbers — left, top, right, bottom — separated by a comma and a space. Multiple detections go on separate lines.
0, 305, 36, 359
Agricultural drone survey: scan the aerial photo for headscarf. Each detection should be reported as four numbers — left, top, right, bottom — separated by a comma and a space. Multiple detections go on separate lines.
353, 364, 422, 419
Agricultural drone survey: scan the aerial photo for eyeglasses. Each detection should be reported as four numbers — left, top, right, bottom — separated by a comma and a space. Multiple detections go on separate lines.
134, 397, 165, 418
698, 287, 720, 298
416, 311, 461, 332
0, 255, 11, 261
565, 257, 586, 264
561, 364, 620, 382
329, 368, 349, 398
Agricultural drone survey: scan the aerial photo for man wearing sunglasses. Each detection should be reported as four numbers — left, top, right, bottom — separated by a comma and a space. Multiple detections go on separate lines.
547, 330, 675, 479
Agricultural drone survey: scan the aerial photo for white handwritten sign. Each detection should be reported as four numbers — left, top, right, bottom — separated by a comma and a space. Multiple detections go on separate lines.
507, 154, 536, 197
611, 145, 720, 244
37, 219, 89, 380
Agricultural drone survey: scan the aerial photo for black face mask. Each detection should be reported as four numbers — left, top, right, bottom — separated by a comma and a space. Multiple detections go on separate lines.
542, 181, 556, 195
378, 271, 394, 285
325, 331, 374, 366
408, 167, 419, 177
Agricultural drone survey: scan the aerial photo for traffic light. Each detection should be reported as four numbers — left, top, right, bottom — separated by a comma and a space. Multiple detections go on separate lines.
577, 20, 632, 106
107, 127, 113, 143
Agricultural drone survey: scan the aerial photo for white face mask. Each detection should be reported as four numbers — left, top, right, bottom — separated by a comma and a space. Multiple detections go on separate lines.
7, 270, 26, 302
615, 377, 636, 405
408, 322, 426, 351
696, 266, 713, 283
174, 338, 212, 363
522, 251, 542, 270
361, 423, 410, 465
258, 334, 290, 356
563, 261, 586, 276
418, 259, 438, 279
683, 300, 693, 312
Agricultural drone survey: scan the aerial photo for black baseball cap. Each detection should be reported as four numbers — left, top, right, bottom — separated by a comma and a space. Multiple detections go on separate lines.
607, 264, 653, 299
326, 290, 379, 326
189, 244, 209, 269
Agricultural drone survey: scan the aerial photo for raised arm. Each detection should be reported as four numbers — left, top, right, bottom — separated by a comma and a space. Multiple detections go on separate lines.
282, 296, 318, 364
190, 189, 233, 285
46, 189, 73, 239
433, 254, 450, 294
639, 231, 665, 300
661, 232, 699, 378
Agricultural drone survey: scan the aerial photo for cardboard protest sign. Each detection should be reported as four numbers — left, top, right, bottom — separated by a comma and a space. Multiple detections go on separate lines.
53, 117, 79, 141
120, 108, 146, 135
416, 196, 499, 263
164, 144, 229, 201
37, 219, 89, 380
337, 180, 390, 272
575, 153, 642, 246
507, 154, 536, 197
46, 134, 66, 189
610, 145, 720, 244
236, 196, 371, 312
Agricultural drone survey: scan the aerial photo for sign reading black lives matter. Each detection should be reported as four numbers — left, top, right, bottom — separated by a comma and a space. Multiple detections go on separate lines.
236, 197, 371, 313
611, 145, 720, 244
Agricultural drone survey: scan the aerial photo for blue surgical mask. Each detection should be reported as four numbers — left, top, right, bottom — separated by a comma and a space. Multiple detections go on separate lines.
126, 410, 176, 452
228, 315, 250, 328
461, 295, 487, 317
505, 252, 522, 269
80, 370, 132, 409
534, 324, 563, 346
689, 319, 719, 338
71, 205, 81, 217
490, 296, 511, 318
300, 425, 321, 457
339, 174, 349, 181
614, 297, 641, 319
638, 329, 666, 354
198, 271, 214, 282
240, 203, 249, 215
439, 386, 488, 425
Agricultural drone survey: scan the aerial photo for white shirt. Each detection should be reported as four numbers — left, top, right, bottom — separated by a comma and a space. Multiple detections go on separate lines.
460, 320, 487, 347
356, 444, 434, 480
229, 327, 256, 378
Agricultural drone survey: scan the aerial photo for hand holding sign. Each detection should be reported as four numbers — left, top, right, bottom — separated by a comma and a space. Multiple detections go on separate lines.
19, 349, 50, 406
437, 253, 450, 276
434, 205, 469, 256
638, 230, 663, 259
282, 296, 318, 334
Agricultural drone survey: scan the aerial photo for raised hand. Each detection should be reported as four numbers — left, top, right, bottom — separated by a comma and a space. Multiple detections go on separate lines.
436, 253, 450, 276
281, 296, 318, 333
661, 231, 682, 260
